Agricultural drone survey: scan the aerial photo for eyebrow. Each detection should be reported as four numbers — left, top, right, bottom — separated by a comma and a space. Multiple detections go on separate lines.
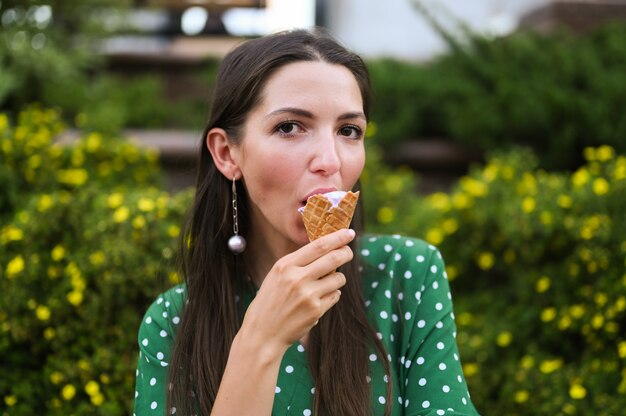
265, 107, 366, 121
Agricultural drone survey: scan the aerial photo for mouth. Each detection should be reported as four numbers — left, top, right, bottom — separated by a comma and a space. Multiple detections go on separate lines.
299, 187, 338, 211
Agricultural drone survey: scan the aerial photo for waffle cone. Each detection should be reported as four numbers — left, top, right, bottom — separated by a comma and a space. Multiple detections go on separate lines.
302, 191, 360, 241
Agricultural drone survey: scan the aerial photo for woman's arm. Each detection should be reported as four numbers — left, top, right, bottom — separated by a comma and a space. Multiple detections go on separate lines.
210, 229, 354, 415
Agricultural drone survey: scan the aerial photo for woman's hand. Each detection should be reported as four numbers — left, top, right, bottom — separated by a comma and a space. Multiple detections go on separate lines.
239, 228, 355, 354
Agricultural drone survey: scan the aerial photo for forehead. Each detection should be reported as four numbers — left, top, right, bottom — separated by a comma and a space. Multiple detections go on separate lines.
257, 61, 363, 111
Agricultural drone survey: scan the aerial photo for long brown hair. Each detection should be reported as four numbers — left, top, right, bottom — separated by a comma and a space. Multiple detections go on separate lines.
168, 29, 392, 415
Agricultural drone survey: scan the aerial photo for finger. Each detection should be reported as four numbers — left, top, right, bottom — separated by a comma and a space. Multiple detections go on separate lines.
318, 289, 342, 316
309, 272, 347, 298
302, 245, 353, 280
290, 229, 356, 266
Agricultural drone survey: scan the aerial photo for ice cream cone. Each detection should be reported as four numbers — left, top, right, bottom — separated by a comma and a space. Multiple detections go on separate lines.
301, 191, 360, 241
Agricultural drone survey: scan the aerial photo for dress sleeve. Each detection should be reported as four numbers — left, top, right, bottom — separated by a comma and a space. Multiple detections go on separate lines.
401, 246, 480, 416
134, 287, 184, 415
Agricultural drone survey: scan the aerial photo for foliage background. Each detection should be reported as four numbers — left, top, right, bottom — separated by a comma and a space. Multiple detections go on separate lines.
1, 2, 626, 415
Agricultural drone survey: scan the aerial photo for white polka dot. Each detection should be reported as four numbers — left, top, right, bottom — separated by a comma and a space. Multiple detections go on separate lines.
439, 363, 447, 370
422, 400, 430, 409
404, 271, 412, 279
392, 234, 401, 239
172, 316, 180, 325
157, 352, 164, 360
454, 353, 459, 361
436, 321, 444, 329
162, 311, 168, 318
142, 338, 149, 347
416, 357, 425, 365
384, 244, 392, 252
378, 263, 386, 270
405, 240, 414, 247
390, 334, 395, 342
135, 390, 138, 398
416, 255, 425, 262
437, 342, 445, 350
380, 311, 389, 319
392, 314, 399, 322
304, 410, 312, 416
431, 265, 438, 273
377, 332, 383, 340
151, 401, 158, 410
384, 374, 389, 383
437, 410, 445, 415
150, 377, 157, 386
398, 397, 403, 404
417, 320, 426, 328
365, 300, 371, 307
160, 330, 168, 337
311, 387, 315, 394
361, 249, 370, 256
171, 407, 177, 414
369, 354, 377, 362
384, 290, 391, 299
405, 399, 410, 407
368, 237, 378, 242
462, 398, 467, 405
371, 281, 379, 288
404, 312, 412, 320
415, 291, 421, 301
175, 288, 184, 294
275, 386, 281, 393
404, 359, 412, 368
458, 375, 463, 383
443, 385, 450, 393
157, 297, 163, 304
394, 253, 402, 261
433, 281, 439, 289
435, 302, 443, 311
285, 365, 294, 373
418, 378, 427, 386
165, 301, 170, 308
366, 375, 371, 383
378, 396, 386, 404
145, 316, 152, 324
400, 356, 406, 365
297, 344, 305, 352
443, 271, 448, 279
160, 361, 168, 367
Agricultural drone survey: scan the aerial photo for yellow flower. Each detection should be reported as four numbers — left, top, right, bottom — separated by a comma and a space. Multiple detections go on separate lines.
441, 218, 459, 235
557, 194, 572, 209
592, 178, 610, 195
85, 133, 102, 152
89, 251, 105, 266
591, 314, 604, 329
51, 245, 65, 261
169, 271, 181, 284
85, 380, 100, 396
138, 197, 155, 212
535, 276, 551, 293
100, 374, 111, 384
558, 315, 572, 330
0, 114, 8, 131
569, 305, 585, 319
132, 215, 146, 229
61, 384, 76, 401
167, 224, 180, 238
4, 395, 17, 407
540, 211, 553, 226
37, 195, 54, 212
514, 390, 529, 403
482, 164, 498, 182
107, 193, 124, 209
541, 307, 556, 322
460, 177, 488, 197
36, 305, 51, 321
496, 331, 512, 347
376, 206, 395, 224
365, 121, 378, 138
445, 265, 459, 281
596, 145, 615, 162
462, 363, 479, 377
6, 255, 25, 278
452, 193, 472, 209
0, 225, 24, 244
583, 147, 596, 161
520, 355, 535, 370
90, 393, 104, 406
569, 382, 587, 399
425, 228, 444, 246
539, 358, 563, 374
476, 252, 495, 271
78, 359, 91, 371
521, 197, 536, 213
614, 160, 626, 181
384, 175, 404, 194
428, 192, 451, 212
67, 290, 83, 306
44, 327, 56, 340
572, 168, 590, 187
113, 206, 130, 223
457, 312, 473, 326
50, 372, 64, 385
56, 169, 88, 186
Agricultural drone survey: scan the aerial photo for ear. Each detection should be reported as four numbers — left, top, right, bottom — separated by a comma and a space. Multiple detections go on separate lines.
206, 128, 241, 180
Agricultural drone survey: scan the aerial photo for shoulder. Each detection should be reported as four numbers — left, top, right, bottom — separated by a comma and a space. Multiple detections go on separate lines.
138, 284, 187, 353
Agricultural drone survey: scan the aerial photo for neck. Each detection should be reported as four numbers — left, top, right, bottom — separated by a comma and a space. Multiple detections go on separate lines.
244, 228, 300, 288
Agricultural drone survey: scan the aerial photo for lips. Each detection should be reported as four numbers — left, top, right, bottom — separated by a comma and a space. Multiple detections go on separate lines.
301, 187, 338, 205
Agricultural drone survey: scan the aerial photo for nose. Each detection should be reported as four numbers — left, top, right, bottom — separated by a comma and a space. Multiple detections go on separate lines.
309, 132, 341, 175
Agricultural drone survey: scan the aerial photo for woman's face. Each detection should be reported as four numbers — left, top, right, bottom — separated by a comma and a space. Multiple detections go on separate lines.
233, 60, 366, 252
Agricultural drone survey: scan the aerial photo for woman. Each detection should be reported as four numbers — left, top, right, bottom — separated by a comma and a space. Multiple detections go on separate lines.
134, 29, 480, 416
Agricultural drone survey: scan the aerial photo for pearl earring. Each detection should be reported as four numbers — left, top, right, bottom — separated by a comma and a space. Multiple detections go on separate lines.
227, 177, 246, 254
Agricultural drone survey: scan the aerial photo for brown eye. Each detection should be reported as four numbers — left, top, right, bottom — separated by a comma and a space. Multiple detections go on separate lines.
339, 125, 363, 140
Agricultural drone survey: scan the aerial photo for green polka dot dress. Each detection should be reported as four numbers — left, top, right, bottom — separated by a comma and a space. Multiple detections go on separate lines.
134, 235, 480, 415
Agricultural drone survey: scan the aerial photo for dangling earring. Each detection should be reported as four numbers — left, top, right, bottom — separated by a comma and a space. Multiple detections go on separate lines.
228, 177, 246, 254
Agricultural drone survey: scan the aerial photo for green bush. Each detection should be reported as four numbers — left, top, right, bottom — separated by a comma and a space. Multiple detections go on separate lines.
366, 140, 626, 414
369, 22, 626, 170
0, 108, 192, 414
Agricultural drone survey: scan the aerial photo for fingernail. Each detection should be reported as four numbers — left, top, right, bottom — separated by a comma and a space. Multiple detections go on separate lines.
347, 229, 356, 238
